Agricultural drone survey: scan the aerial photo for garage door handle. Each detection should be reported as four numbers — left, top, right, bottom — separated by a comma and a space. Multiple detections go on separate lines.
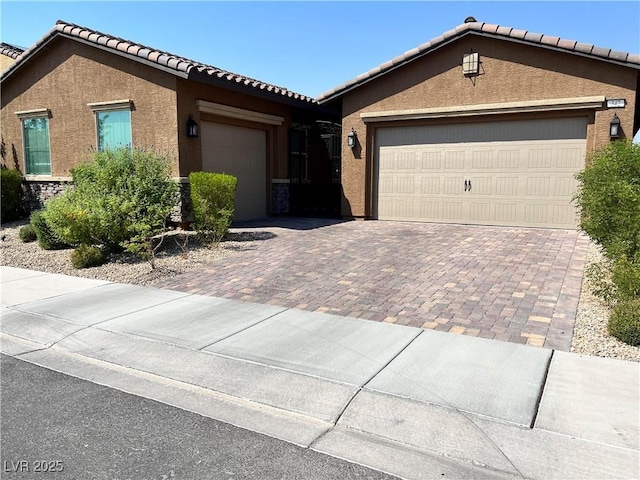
468, 180, 472, 191
464, 180, 468, 191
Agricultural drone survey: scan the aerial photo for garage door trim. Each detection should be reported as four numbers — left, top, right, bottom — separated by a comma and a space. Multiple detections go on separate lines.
197, 100, 284, 126
362, 96, 604, 123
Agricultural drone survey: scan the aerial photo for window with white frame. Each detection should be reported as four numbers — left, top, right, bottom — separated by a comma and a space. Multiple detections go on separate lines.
16, 109, 52, 175
88, 100, 133, 151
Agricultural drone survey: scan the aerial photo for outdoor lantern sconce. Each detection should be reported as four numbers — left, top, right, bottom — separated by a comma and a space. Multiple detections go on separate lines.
347, 128, 357, 148
187, 115, 199, 138
609, 113, 621, 140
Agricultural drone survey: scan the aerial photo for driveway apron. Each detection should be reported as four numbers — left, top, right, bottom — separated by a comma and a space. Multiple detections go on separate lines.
156, 220, 589, 351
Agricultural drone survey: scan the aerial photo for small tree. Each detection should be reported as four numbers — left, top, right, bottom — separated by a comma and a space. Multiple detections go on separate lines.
189, 171, 237, 246
46, 148, 179, 260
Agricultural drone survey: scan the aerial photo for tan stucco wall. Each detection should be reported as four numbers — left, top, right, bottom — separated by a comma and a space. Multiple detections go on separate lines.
176, 79, 296, 214
1, 37, 179, 176
175, 78, 293, 179
339, 35, 639, 218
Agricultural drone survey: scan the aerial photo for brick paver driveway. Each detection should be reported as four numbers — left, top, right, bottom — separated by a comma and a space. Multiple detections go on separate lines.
157, 219, 589, 351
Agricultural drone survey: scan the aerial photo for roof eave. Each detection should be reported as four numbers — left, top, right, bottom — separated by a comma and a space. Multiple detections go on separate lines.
317, 29, 640, 104
1, 31, 190, 84
187, 70, 319, 109
478, 30, 640, 71
317, 29, 478, 104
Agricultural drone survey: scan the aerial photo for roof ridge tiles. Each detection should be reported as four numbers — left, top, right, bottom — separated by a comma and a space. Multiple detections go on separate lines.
0, 42, 25, 59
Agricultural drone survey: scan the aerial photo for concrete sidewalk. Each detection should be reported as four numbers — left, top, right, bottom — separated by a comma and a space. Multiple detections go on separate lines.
1, 266, 638, 479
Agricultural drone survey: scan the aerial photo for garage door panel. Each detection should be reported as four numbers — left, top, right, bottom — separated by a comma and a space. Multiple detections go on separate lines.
557, 147, 585, 169
495, 177, 519, 196
444, 151, 466, 169
470, 202, 492, 222
419, 201, 441, 219
467, 176, 492, 196
201, 122, 266, 221
376, 118, 587, 228
420, 177, 441, 194
495, 203, 518, 223
443, 177, 465, 194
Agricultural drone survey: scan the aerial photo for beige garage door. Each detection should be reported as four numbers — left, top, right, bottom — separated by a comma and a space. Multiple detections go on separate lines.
376, 117, 587, 228
201, 122, 267, 221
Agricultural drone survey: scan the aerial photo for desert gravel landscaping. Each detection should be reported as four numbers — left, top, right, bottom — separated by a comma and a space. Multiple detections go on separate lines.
1, 218, 638, 362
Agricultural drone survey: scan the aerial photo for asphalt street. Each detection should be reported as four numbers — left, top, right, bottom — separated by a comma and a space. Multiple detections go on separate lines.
0, 354, 397, 480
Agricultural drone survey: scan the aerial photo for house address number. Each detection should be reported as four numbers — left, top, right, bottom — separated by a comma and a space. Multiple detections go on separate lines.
606, 98, 626, 108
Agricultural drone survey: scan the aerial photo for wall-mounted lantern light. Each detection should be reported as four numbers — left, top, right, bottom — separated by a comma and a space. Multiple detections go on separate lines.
609, 113, 621, 140
187, 115, 199, 138
347, 128, 357, 148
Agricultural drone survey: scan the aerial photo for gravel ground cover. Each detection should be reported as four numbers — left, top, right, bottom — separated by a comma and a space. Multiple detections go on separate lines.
1, 219, 638, 362
0, 219, 266, 286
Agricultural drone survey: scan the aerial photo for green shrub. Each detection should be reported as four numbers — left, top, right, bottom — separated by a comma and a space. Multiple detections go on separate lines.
45, 148, 179, 255
1, 168, 25, 223
19, 225, 37, 243
608, 299, 640, 346
574, 140, 640, 262
189, 171, 237, 246
611, 256, 640, 302
585, 259, 617, 307
30, 210, 70, 250
70, 244, 106, 269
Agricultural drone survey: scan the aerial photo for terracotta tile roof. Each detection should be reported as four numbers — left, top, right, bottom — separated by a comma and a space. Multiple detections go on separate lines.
1, 20, 316, 105
317, 20, 640, 103
0, 42, 25, 59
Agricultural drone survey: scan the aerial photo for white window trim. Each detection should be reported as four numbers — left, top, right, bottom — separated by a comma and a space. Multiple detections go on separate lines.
87, 99, 133, 112
15, 108, 52, 119
24, 175, 72, 182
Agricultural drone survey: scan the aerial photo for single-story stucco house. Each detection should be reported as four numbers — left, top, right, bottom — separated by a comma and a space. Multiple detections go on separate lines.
2, 18, 639, 229
1, 21, 342, 221
318, 17, 640, 229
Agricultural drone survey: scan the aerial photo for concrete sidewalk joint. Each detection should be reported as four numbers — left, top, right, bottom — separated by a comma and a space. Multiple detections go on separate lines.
2, 266, 638, 480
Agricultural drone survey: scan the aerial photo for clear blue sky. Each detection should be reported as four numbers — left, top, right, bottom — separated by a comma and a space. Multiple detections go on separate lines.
1, 1, 639, 98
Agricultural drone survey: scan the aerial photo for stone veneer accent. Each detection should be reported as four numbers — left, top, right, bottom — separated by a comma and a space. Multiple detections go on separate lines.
23, 179, 73, 212
22, 178, 193, 225
20, 177, 286, 224
271, 180, 290, 215
171, 180, 193, 225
